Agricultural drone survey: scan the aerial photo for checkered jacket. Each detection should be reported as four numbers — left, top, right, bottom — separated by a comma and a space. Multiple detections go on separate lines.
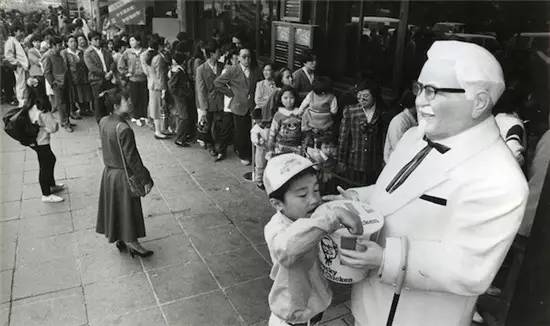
337, 104, 387, 174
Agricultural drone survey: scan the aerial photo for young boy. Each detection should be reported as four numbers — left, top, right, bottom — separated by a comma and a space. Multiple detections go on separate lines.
263, 153, 363, 326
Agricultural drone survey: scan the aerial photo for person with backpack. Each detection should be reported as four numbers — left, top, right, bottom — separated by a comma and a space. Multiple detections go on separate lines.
26, 77, 64, 203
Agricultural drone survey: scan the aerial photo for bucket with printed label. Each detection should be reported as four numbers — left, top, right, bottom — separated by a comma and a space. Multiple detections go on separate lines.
318, 200, 384, 284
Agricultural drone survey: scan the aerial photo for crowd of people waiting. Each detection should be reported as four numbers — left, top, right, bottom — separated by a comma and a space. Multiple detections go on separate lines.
1, 7, 546, 207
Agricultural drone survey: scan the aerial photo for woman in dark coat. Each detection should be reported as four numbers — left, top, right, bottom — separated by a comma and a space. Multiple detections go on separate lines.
96, 89, 154, 257
337, 79, 388, 187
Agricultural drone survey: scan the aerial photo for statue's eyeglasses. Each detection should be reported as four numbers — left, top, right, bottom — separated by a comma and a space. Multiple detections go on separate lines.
412, 81, 465, 100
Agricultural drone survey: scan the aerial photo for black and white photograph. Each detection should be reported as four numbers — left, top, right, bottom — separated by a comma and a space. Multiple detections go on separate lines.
0, 0, 549, 325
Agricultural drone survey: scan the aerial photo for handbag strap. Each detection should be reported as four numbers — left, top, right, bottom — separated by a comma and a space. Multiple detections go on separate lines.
115, 122, 132, 183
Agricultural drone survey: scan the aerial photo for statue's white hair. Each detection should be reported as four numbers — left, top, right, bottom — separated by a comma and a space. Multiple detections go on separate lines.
427, 40, 505, 107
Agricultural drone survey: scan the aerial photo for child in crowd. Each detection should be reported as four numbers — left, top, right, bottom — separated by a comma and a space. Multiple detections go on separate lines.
266, 86, 303, 158
263, 153, 363, 326
299, 76, 338, 169
251, 63, 276, 189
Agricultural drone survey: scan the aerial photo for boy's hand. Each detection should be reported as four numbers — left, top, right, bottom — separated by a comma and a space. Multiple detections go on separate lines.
323, 186, 359, 202
332, 207, 363, 235
340, 240, 383, 270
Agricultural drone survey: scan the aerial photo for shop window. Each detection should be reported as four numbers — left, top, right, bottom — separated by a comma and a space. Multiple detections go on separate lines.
200, 0, 277, 58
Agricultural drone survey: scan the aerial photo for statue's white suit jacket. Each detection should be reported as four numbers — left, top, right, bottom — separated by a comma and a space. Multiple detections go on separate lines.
350, 116, 528, 326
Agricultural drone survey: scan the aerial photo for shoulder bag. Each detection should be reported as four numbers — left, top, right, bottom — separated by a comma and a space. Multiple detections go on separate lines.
115, 123, 152, 197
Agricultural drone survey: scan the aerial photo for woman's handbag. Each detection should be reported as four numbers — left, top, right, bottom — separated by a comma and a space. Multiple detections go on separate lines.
115, 123, 152, 197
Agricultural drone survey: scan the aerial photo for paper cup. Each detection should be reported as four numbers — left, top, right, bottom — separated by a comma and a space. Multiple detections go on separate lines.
318, 200, 384, 284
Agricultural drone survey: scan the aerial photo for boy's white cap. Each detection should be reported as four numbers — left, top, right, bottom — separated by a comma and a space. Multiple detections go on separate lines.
263, 154, 315, 195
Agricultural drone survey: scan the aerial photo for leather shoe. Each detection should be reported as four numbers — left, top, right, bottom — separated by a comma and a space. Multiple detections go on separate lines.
175, 139, 190, 147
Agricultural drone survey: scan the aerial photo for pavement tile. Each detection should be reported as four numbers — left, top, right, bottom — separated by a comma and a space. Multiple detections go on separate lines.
176, 212, 231, 232
188, 224, 250, 257
154, 175, 197, 195
233, 217, 270, 245
84, 272, 156, 325
79, 248, 142, 284
1, 184, 22, 202
69, 195, 99, 211
0, 303, 8, 326
203, 183, 257, 206
10, 287, 86, 326
162, 290, 241, 326
141, 193, 172, 218
22, 183, 68, 200
141, 235, 200, 271
0, 219, 20, 243
20, 198, 71, 218
0, 200, 20, 221
75, 229, 117, 257
18, 212, 73, 239
203, 246, 271, 288
64, 178, 100, 198
21, 169, 67, 184
225, 277, 272, 325
72, 206, 97, 230
222, 201, 274, 222
13, 257, 80, 299
0, 240, 16, 271
148, 260, 218, 303
16, 232, 78, 266
0, 269, 12, 304
61, 152, 99, 167
142, 214, 182, 242
65, 164, 101, 179
163, 193, 219, 215
93, 306, 166, 326
255, 244, 272, 265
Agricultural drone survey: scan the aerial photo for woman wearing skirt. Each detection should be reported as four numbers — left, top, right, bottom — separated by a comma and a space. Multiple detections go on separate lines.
96, 89, 154, 257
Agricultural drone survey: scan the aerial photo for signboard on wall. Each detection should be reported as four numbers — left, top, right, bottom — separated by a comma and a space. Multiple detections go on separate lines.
108, 0, 146, 26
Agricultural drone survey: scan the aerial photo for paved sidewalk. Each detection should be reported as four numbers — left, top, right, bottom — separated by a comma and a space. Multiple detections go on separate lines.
0, 107, 354, 326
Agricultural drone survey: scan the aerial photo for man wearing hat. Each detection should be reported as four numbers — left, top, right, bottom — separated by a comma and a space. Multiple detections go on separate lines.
327, 41, 529, 325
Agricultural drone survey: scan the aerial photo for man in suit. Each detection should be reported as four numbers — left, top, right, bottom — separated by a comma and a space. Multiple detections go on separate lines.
292, 50, 317, 103
214, 48, 260, 165
84, 31, 114, 123
195, 42, 226, 161
327, 41, 528, 325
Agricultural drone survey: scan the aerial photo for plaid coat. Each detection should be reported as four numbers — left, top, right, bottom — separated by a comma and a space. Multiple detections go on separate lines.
337, 104, 387, 180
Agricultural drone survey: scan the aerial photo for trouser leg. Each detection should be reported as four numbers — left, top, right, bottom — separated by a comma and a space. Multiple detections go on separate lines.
33, 145, 56, 196
254, 145, 266, 183
14, 67, 27, 107
212, 112, 233, 155
232, 113, 252, 160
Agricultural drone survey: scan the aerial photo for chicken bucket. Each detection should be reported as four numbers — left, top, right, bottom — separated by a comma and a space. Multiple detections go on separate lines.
318, 200, 384, 284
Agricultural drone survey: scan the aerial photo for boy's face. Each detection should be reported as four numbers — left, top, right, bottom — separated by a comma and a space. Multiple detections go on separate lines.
270, 173, 321, 220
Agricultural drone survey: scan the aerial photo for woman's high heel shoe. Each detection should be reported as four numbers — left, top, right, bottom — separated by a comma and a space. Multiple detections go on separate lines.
115, 240, 127, 252
128, 247, 154, 258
